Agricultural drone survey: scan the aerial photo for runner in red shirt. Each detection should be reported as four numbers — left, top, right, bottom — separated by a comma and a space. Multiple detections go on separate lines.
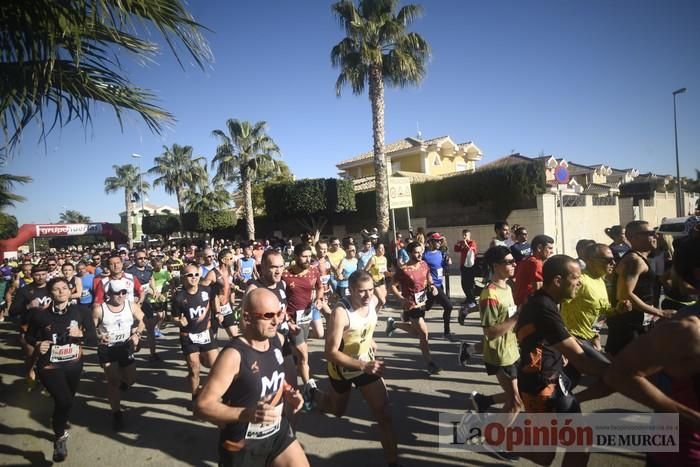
388, 241, 442, 375
513, 235, 554, 306
282, 244, 323, 396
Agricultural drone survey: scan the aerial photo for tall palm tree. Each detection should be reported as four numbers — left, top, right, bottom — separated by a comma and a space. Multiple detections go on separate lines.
148, 143, 208, 224
331, 0, 430, 234
1, 0, 212, 153
211, 119, 280, 240
59, 210, 91, 224
0, 172, 32, 210
104, 164, 150, 247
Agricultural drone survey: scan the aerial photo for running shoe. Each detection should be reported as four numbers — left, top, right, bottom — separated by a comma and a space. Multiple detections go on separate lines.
148, 353, 162, 362
302, 379, 318, 412
154, 327, 162, 338
386, 317, 396, 337
53, 431, 69, 462
458, 341, 472, 366
427, 361, 442, 375
443, 331, 456, 341
467, 391, 491, 413
458, 308, 466, 326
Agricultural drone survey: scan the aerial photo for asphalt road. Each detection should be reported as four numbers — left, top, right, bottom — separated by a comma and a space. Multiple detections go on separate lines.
0, 279, 648, 466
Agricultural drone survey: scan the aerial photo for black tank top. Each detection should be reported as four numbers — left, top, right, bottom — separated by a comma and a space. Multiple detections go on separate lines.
220, 337, 286, 444
627, 250, 655, 308
172, 285, 212, 334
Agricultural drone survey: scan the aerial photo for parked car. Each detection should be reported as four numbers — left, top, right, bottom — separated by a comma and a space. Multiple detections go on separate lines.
656, 216, 690, 238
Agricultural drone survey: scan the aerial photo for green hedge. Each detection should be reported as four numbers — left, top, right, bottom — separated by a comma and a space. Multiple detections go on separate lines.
143, 214, 181, 238
264, 178, 356, 219
182, 210, 237, 234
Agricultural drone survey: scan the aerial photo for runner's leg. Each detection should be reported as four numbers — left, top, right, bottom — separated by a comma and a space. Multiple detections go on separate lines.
359, 378, 398, 464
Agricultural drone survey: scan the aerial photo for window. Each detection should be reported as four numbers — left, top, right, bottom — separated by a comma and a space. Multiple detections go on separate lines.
433, 155, 441, 166
455, 162, 468, 172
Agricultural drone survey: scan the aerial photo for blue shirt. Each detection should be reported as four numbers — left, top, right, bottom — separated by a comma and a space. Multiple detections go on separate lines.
423, 250, 446, 287
79, 273, 95, 304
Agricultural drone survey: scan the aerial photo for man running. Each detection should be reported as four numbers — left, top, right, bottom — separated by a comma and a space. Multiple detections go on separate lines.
454, 229, 478, 314
513, 234, 554, 306
93, 279, 145, 431
194, 288, 309, 467
424, 233, 454, 340
171, 264, 220, 404
202, 249, 239, 339
387, 241, 442, 375
307, 270, 402, 467
92, 253, 145, 314
144, 258, 171, 361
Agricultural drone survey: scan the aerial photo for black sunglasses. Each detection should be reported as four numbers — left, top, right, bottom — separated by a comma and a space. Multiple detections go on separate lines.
498, 259, 517, 265
109, 289, 128, 296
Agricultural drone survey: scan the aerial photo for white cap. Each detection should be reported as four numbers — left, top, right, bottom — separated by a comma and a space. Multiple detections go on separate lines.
106, 279, 128, 294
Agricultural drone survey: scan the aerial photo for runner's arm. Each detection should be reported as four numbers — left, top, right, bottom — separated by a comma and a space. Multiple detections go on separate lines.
200, 269, 215, 287
130, 302, 146, 335
71, 279, 82, 301
554, 336, 608, 377
363, 256, 375, 272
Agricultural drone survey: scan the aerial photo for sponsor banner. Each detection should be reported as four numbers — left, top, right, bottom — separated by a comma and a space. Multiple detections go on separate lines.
36, 223, 104, 237
438, 412, 679, 453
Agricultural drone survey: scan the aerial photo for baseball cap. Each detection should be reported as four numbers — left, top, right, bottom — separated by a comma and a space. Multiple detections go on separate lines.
106, 279, 128, 294
429, 232, 444, 241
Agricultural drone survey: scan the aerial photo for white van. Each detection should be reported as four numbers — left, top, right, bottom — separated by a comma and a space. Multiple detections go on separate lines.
656, 216, 689, 238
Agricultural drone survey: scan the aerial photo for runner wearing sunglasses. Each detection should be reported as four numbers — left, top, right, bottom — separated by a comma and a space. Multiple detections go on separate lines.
93, 279, 145, 431
172, 264, 221, 404
195, 288, 309, 467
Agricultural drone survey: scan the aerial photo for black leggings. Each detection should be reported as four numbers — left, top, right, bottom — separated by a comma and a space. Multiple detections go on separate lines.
38, 361, 83, 437
460, 266, 476, 304
426, 285, 454, 333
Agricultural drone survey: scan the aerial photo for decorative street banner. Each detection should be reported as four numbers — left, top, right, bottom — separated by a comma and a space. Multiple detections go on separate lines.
439, 412, 679, 453
389, 177, 413, 209
35, 224, 104, 237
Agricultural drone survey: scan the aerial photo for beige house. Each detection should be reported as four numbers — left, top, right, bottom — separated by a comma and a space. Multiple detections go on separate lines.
337, 135, 482, 191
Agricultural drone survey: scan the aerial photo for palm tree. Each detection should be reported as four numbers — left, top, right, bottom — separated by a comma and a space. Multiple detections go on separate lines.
104, 164, 150, 248
59, 210, 91, 224
148, 143, 208, 224
184, 179, 233, 213
0, 172, 32, 210
1, 0, 212, 153
331, 0, 430, 234
211, 119, 280, 240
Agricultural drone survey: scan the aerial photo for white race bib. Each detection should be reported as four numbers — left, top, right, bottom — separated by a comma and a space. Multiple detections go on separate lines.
295, 309, 312, 325
50, 344, 80, 363
508, 305, 518, 318
108, 330, 130, 345
378, 265, 387, 274
436, 267, 444, 278
414, 290, 428, 306
643, 313, 653, 327
189, 329, 211, 345
220, 303, 233, 317
245, 403, 282, 440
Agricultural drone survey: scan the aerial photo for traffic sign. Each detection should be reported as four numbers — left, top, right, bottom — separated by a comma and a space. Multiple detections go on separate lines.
388, 177, 413, 209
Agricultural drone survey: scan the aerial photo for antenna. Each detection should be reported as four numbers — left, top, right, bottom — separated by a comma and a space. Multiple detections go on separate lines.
416, 122, 422, 140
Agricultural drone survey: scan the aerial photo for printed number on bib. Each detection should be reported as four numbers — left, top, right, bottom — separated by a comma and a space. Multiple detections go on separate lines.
108, 330, 129, 345
220, 303, 233, 317
414, 290, 427, 306
245, 404, 282, 440
50, 344, 80, 363
296, 309, 312, 325
189, 329, 211, 345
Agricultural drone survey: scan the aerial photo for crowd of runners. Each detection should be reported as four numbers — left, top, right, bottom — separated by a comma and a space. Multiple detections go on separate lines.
2, 217, 699, 466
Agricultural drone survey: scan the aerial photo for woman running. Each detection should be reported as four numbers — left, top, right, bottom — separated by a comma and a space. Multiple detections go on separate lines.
335, 245, 358, 299
364, 242, 389, 312
25, 277, 91, 462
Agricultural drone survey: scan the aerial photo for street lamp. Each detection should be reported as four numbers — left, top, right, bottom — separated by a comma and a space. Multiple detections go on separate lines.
673, 87, 687, 217
131, 153, 145, 244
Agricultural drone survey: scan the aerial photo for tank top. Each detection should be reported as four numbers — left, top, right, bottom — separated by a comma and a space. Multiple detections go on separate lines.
172, 285, 212, 334
338, 258, 358, 288
368, 255, 388, 282
100, 301, 134, 346
220, 337, 287, 446
249, 280, 287, 310
612, 250, 656, 326
357, 249, 374, 271
327, 298, 377, 380
239, 258, 256, 282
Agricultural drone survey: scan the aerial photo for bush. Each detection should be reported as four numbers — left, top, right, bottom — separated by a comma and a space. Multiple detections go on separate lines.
142, 214, 181, 239
182, 210, 236, 234
264, 178, 356, 219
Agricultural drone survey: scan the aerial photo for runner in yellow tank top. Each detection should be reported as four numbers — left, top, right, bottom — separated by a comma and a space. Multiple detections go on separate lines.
363, 243, 389, 312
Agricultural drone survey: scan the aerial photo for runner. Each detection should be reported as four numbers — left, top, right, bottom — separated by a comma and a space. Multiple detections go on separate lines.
310, 240, 332, 339
467, 246, 523, 415
194, 288, 309, 467
171, 264, 220, 403
92, 253, 144, 312
387, 241, 442, 375
200, 247, 218, 278
202, 249, 239, 339
236, 242, 259, 288
364, 242, 389, 312
423, 233, 454, 340
25, 277, 91, 462
335, 244, 358, 298
93, 279, 145, 431
76, 261, 94, 307
143, 258, 171, 361
282, 244, 324, 392
307, 270, 402, 467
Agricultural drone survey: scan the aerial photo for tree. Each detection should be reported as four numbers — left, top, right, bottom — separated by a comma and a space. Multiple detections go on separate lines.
212, 119, 281, 240
59, 209, 91, 224
181, 210, 236, 235
104, 164, 150, 248
250, 160, 294, 215
142, 214, 180, 241
148, 143, 208, 224
184, 179, 233, 213
0, 164, 31, 238
265, 178, 356, 238
1, 0, 213, 154
331, 0, 430, 235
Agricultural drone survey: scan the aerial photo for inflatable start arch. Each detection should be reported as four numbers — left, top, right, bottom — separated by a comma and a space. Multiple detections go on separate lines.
0, 223, 127, 259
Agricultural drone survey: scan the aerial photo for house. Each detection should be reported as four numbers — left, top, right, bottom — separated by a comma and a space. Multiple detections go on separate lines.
336, 135, 482, 191
119, 203, 178, 242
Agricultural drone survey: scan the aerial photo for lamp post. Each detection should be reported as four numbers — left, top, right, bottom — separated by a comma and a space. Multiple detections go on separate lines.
673, 87, 687, 217
131, 153, 145, 245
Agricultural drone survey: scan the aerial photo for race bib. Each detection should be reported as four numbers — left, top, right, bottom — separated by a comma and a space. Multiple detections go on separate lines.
242, 267, 253, 275
295, 309, 312, 325
245, 404, 282, 440
436, 268, 444, 278
508, 305, 518, 318
189, 329, 211, 345
320, 274, 331, 285
80, 289, 90, 298
642, 313, 653, 327
50, 343, 80, 363
108, 330, 130, 345
378, 265, 387, 274
414, 290, 427, 306
344, 287, 351, 297
220, 303, 233, 317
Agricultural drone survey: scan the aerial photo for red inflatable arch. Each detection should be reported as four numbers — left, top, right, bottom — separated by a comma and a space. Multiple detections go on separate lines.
0, 223, 127, 259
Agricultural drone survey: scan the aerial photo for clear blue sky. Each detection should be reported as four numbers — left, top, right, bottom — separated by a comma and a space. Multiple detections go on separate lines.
7, 0, 700, 225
